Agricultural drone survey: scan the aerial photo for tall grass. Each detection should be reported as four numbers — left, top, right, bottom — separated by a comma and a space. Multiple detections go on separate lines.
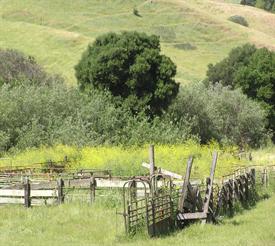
0, 193, 274, 245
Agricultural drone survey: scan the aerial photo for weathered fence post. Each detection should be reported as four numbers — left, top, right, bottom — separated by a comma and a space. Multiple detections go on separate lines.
24, 177, 31, 208
90, 174, 96, 204
149, 145, 155, 177
57, 178, 64, 204
202, 151, 218, 224
178, 156, 193, 212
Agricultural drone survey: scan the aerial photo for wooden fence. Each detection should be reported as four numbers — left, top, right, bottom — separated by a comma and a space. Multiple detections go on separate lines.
0, 146, 274, 238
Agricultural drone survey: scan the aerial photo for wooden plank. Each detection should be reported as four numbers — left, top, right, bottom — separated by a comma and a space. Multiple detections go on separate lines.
0, 189, 24, 196
142, 163, 183, 180
31, 190, 57, 197
0, 189, 56, 197
178, 156, 193, 212
0, 197, 24, 204
177, 212, 207, 220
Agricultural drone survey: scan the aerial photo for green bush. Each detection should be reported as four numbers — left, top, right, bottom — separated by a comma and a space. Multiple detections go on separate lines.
75, 31, 179, 116
228, 15, 249, 27
206, 44, 275, 141
0, 82, 191, 152
0, 49, 63, 87
167, 83, 267, 147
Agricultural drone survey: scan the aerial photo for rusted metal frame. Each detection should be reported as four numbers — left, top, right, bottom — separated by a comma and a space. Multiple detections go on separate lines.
122, 179, 150, 234
178, 156, 193, 213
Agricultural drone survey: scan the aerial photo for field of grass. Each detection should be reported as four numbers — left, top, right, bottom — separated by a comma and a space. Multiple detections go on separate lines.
0, 189, 274, 246
1, 0, 275, 85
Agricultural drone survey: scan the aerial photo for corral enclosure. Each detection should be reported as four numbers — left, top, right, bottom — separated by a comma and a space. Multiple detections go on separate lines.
0, 145, 274, 245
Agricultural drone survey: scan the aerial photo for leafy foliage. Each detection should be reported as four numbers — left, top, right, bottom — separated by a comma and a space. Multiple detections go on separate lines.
75, 31, 179, 116
168, 83, 267, 147
205, 43, 257, 87
206, 44, 274, 140
0, 49, 63, 87
0, 83, 190, 152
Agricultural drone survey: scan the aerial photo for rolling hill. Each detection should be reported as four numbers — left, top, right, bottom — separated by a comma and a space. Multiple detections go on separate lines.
0, 0, 275, 85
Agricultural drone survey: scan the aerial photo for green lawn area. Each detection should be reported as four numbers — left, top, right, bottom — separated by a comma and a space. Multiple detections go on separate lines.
0, 191, 274, 246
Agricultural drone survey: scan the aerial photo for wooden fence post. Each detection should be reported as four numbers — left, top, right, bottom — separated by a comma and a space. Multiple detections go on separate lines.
57, 178, 64, 204
90, 175, 96, 204
202, 151, 218, 224
24, 177, 31, 208
178, 156, 193, 213
149, 145, 155, 177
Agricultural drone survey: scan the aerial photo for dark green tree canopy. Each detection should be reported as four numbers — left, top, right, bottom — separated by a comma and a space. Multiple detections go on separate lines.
205, 43, 257, 87
206, 43, 275, 140
75, 31, 179, 116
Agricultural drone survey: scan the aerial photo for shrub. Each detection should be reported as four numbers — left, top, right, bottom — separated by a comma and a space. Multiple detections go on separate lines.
167, 83, 267, 147
228, 15, 249, 27
0, 49, 63, 87
205, 44, 275, 141
75, 31, 179, 116
0, 82, 191, 152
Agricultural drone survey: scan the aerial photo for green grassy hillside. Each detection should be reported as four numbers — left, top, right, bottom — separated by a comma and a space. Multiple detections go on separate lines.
1, 0, 275, 85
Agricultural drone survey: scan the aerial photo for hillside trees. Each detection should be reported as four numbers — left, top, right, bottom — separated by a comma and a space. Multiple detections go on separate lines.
206, 44, 275, 140
75, 31, 179, 116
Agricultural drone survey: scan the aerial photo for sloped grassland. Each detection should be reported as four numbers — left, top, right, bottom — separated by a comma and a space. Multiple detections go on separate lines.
0, 0, 275, 85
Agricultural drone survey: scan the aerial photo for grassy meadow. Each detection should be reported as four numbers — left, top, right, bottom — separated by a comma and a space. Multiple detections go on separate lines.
0, 190, 274, 246
1, 0, 275, 84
